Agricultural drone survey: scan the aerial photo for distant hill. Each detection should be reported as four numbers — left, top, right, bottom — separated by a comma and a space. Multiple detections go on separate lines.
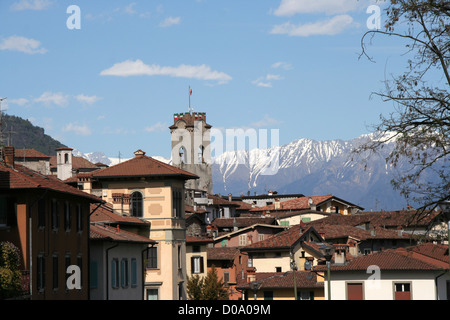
1, 113, 66, 156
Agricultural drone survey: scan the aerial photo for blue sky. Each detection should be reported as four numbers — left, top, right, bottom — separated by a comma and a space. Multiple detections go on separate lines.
0, 0, 409, 159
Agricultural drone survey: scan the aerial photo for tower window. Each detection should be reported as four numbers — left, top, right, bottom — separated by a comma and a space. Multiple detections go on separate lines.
131, 192, 143, 218
179, 147, 186, 164
64, 153, 69, 164
198, 145, 205, 164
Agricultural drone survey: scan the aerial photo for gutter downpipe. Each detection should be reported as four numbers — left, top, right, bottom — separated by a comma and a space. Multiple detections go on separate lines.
105, 242, 119, 300
28, 190, 48, 300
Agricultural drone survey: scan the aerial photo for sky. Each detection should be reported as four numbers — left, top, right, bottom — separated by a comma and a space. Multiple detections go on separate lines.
0, 0, 411, 160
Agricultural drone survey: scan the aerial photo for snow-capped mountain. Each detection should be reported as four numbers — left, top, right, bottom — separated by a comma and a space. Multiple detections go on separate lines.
74, 133, 417, 211
210, 133, 409, 211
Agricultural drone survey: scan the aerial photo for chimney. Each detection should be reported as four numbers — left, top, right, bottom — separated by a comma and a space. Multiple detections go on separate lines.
228, 193, 232, 202
134, 149, 146, 157
4, 146, 14, 168
397, 226, 403, 237
274, 198, 280, 210
371, 227, 376, 237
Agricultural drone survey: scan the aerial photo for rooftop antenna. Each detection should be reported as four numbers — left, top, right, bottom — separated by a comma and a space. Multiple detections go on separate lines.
0, 97, 6, 159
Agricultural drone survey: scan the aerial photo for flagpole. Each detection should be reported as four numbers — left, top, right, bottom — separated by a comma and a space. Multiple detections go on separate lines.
189, 86, 191, 113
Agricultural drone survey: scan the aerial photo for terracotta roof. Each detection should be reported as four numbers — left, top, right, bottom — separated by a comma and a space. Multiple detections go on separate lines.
314, 245, 447, 272
308, 210, 438, 229
89, 151, 198, 180
186, 235, 213, 244
0, 161, 102, 203
211, 217, 277, 229
250, 195, 363, 212
232, 201, 254, 211
14, 149, 50, 159
241, 222, 318, 251
50, 156, 99, 170
90, 203, 149, 226
313, 224, 415, 241
207, 194, 240, 207
90, 223, 156, 244
237, 271, 323, 290
207, 247, 240, 260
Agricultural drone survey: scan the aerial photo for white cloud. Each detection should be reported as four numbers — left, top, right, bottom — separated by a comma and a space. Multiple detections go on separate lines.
270, 15, 355, 37
145, 122, 167, 133
0, 35, 47, 54
251, 114, 282, 128
34, 92, 69, 107
252, 74, 283, 88
124, 2, 137, 15
63, 123, 92, 136
10, 0, 52, 11
159, 16, 181, 27
9, 98, 30, 106
271, 61, 292, 70
100, 59, 232, 84
273, 0, 363, 16
75, 94, 102, 105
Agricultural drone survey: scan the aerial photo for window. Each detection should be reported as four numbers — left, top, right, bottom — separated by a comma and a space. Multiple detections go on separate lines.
147, 247, 158, 269
64, 202, 71, 232
178, 245, 182, 270
347, 283, 363, 300
77, 256, 83, 286
179, 147, 186, 164
52, 255, 59, 290
299, 291, 314, 300
248, 256, 253, 268
131, 259, 137, 287
76, 204, 83, 232
275, 267, 282, 272
223, 272, 230, 284
111, 259, 119, 288
147, 288, 159, 300
264, 291, 273, 300
447, 281, 450, 301
239, 234, 247, 246
121, 258, 129, 288
172, 189, 182, 218
221, 239, 228, 247
191, 256, 204, 274
131, 192, 143, 218
37, 255, 45, 291
198, 145, 205, 164
394, 283, 411, 300
51, 199, 59, 231
65, 254, 71, 289
38, 199, 45, 229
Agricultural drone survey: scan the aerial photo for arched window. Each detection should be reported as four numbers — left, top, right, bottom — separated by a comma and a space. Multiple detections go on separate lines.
64, 153, 69, 164
198, 145, 205, 164
179, 147, 186, 164
131, 192, 143, 218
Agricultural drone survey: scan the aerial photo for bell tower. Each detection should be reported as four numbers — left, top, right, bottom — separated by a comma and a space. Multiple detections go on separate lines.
170, 111, 213, 194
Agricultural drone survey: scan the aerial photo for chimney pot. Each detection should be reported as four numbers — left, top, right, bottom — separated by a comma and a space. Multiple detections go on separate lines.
4, 146, 14, 168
